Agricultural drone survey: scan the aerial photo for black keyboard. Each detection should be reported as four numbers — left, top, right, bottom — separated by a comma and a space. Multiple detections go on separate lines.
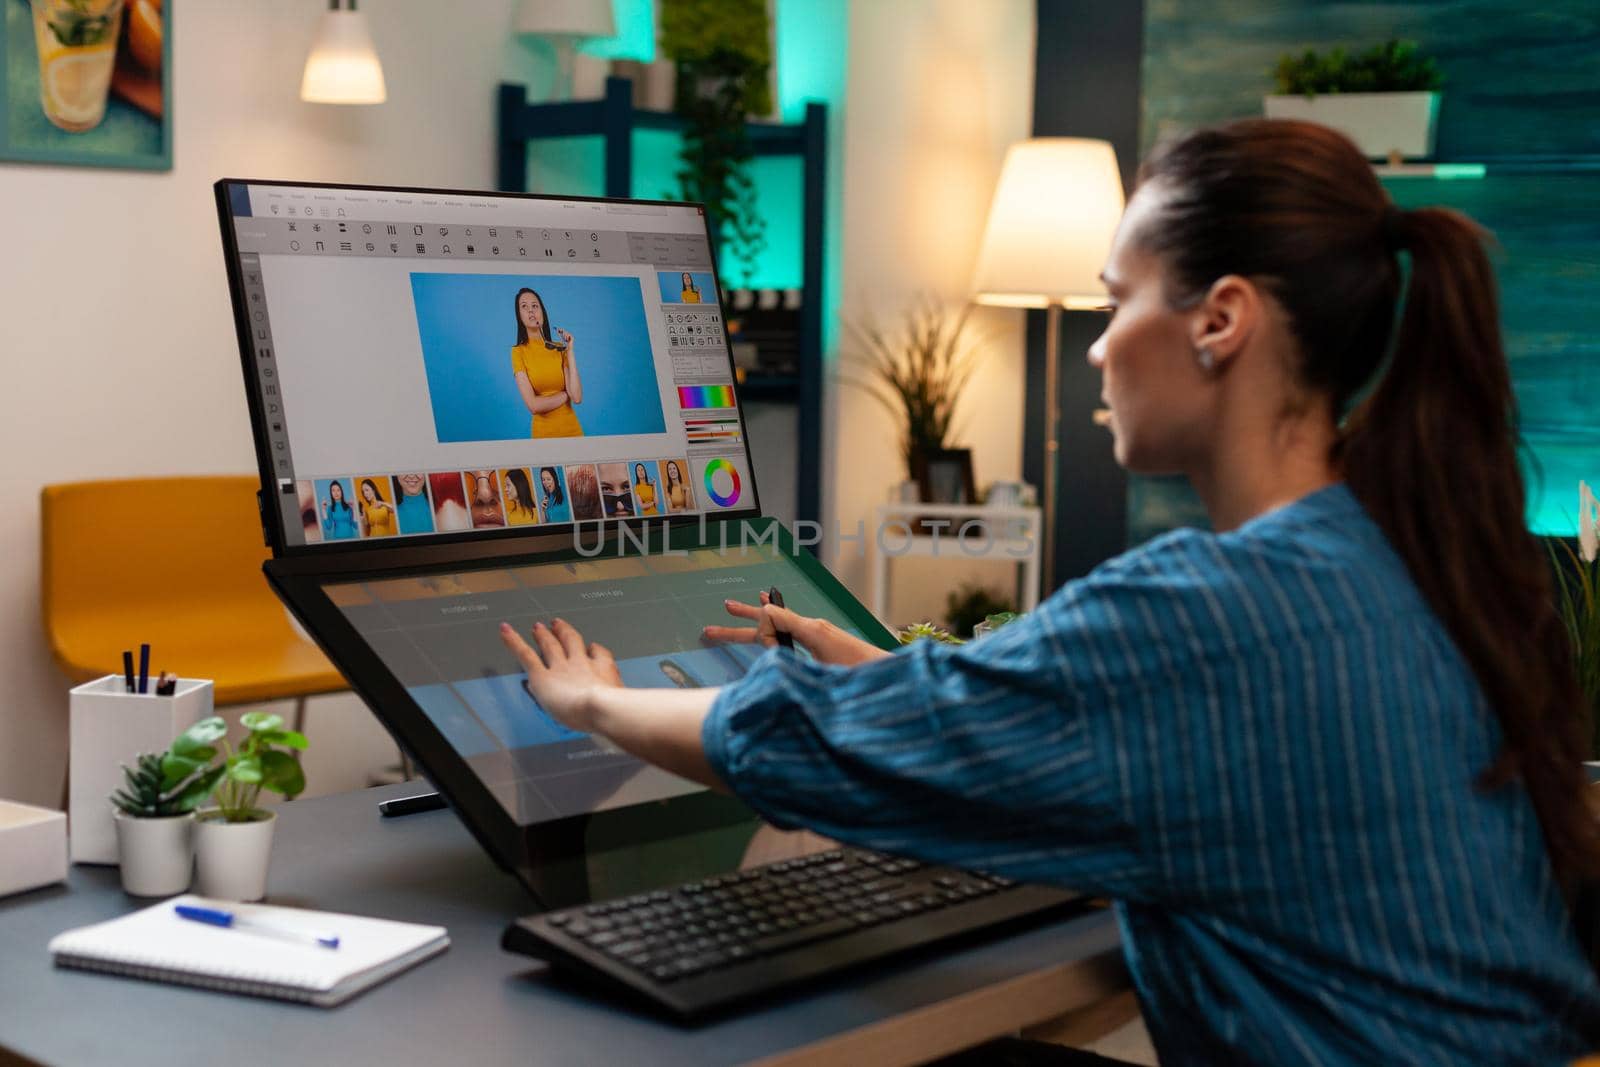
502, 848, 1083, 1019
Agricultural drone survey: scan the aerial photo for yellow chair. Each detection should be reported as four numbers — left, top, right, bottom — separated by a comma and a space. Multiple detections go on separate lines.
41, 476, 345, 730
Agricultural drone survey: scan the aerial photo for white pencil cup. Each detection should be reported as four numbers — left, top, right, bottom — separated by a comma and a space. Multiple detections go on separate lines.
69, 675, 214, 865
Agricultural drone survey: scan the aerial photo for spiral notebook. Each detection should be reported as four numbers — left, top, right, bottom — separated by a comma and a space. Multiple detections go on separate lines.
48, 895, 449, 1007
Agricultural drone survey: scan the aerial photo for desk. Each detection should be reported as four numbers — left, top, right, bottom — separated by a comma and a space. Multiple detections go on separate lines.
0, 784, 1126, 1067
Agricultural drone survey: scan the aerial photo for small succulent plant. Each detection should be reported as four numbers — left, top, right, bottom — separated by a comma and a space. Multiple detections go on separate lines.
111, 751, 222, 819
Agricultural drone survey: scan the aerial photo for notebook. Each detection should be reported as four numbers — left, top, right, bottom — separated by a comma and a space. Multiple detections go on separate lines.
48, 895, 449, 1007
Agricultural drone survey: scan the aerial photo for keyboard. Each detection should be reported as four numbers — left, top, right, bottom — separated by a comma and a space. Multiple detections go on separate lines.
502, 847, 1083, 1018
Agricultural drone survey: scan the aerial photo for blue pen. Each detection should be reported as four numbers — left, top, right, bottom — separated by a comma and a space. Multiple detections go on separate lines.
137, 643, 150, 695
174, 904, 340, 949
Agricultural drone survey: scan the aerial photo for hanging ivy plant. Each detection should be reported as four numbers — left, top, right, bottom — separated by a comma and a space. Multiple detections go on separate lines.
660, 0, 771, 287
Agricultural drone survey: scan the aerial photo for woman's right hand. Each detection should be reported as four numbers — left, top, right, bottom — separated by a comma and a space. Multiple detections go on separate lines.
703, 592, 891, 667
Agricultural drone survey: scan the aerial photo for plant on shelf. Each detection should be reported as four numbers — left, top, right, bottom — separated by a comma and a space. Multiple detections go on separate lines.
840, 298, 982, 481
659, 0, 772, 288
1551, 482, 1600, 764
945, 582, 1015, 640
1272, 39, 1443, 98
109, 737, 226, 897
899, 611, 1022, 647
196, 711, 308, 823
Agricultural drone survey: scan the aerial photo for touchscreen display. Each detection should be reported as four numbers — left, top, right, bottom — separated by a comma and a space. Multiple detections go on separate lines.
326, 544, 866, 827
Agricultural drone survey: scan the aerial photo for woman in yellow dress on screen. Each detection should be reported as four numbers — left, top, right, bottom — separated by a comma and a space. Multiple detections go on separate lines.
357, 478, 397, 537
680, 272, 701, 304
662, 459, 694, 512
501, 468, 539, 526
632, 463, 659, 516
510, 287, 583, 438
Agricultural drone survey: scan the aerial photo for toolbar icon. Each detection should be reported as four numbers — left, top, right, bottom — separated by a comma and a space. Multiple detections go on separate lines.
413, 225, 424, 236
365, 242, 375, 252
362, 224, 372, 234
289, 240, 300, 251
465, 245, 475, 254
315, 241, 324, 251
270, 204, 279, 215
386, 224, 397, 235
415, 243, 426, 253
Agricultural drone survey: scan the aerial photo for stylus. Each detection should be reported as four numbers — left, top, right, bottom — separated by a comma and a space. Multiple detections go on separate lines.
766, 587, 795, 650
378, 791, 447, 818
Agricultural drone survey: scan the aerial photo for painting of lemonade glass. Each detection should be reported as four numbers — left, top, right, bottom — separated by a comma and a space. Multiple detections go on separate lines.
2, 0, 169, 168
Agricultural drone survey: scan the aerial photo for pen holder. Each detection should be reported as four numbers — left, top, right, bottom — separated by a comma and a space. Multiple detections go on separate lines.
69, 675, 213, 865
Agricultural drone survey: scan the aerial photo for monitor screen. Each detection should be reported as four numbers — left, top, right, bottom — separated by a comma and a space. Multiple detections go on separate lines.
324, 543, 870, 828
218, 180, 758, 551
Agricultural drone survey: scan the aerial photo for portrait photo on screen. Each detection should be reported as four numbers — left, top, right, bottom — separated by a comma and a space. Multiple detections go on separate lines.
314, 478, 358, 541
465, 469, 506, 528
598, 462, 635, 518
354, 476, 398, 538
658, 458, 695, 513
390, 473, 435, 535
500, 467, 539, 526
535, 465, 571, 524
566, 464, 602, 521
411, 273, 668, 444
630, 461, 659, 516
657, 270, 715, 305
296, 481, 322, 542
429, 472, 470, 532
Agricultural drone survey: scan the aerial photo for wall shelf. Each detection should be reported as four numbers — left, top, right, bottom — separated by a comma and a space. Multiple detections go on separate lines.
1376, 155, 1600, 179
496, 77, 828, 525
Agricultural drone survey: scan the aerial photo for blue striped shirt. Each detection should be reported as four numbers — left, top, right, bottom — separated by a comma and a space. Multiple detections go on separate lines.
703, 484, 1600, 1064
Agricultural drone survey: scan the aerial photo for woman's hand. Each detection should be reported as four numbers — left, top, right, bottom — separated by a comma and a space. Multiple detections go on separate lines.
557, 327, 574, 348
702, 593, 891, 667
499, 619, 621, 733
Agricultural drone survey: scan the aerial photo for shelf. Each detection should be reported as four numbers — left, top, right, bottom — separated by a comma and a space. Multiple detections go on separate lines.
1376, 156, 1600, 179
503, 92, 810, 157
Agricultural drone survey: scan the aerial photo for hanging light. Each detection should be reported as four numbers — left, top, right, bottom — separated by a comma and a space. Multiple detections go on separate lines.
301, 0, 387, 105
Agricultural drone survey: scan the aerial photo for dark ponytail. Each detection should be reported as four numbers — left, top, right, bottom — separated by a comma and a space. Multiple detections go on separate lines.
1138, 119, 1599, 884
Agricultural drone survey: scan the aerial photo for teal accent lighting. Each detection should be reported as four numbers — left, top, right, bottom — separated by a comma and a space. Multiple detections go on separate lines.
578, 0, 656, 61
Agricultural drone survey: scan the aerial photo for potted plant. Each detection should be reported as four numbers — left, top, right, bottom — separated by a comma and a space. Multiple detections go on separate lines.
1263, 39, 1444, 161
110, 743, 223, 897
1552, 482, 1600, 784
659, 0, 772, 287
187, 712, 308, 901
840, 298, 982, 487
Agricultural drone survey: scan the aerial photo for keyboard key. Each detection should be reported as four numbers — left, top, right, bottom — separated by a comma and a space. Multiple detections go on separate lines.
750, 916, 857, 956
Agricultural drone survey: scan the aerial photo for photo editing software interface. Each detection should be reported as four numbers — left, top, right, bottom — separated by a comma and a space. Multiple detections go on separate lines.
327, 544, 867, 826
223, 183, 755, 547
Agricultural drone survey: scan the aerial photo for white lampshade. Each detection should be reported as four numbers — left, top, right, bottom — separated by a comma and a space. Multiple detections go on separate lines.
515, 0, 616, 39
971, 138, 1125, 310
301, 5, 387, 105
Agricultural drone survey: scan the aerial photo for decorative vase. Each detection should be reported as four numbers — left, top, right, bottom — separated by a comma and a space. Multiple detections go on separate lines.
113, 811, 193, 897
193, 809, 276, 902
1263, 91, 1440, 160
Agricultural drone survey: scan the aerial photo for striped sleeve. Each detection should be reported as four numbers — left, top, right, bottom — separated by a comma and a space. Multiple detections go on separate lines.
700, 558, 1192, 900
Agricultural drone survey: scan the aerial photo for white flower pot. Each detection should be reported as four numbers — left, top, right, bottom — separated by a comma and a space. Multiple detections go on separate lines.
1263, 91, 1440, 160
113, 811, 194, 897
193, 810, 276, 902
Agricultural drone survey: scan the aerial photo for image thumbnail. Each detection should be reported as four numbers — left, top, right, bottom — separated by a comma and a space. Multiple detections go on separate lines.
500, 467, 539, 526
630, 461, 659, 516
566, 465, 601, 521
314, 477, 357, 540
465, 469, 505, 528
295, 480, 321, 543
354, 476, 397, 538
535, 465, 571, 524
658, 458, 696, 513
597, 462, 635, 518
389, 473, 435, 535
429, 472, 470, 532
657, 270, 715, 305
411, 273, 668, 443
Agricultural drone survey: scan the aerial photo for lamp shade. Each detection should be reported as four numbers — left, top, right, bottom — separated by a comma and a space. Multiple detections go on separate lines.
971, 138, 1125, 310
515, 0, 616, 39
301, 7, 387, 105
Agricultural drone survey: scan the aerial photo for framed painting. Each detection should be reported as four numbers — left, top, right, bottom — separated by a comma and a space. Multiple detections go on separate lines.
1, 0, 170, 169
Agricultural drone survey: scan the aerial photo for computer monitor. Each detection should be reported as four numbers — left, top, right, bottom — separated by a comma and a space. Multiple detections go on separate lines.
215, 179, 759, 556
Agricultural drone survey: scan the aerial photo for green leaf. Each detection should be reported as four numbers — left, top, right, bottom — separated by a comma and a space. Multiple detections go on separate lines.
172, 717, 227, 755
255, 729, 309, 751
240, 711, 285, 734
171, 766, 225, 813
228, 756, 263, 784
259, 751, 306, 799
160, 752, 213, 789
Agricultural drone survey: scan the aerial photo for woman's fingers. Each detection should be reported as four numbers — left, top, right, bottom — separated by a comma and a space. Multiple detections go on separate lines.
551, 618, 586, 659
588, 641, 614, 665
499, 622, 544, 673
702, 623, 760, 644
722, 598, 763, 622
530, 620, 565, 663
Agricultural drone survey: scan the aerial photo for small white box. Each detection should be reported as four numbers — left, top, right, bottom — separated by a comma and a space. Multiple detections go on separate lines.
69, 675, 213, 865
0, 800, 68, 898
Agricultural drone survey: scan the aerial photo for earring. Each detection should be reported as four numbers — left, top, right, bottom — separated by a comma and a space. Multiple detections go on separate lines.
1196, 347, 1216, 371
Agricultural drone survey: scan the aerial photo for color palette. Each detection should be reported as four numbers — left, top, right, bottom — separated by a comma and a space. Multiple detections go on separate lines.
677, 384, 736, 410
702, 458, 742, 507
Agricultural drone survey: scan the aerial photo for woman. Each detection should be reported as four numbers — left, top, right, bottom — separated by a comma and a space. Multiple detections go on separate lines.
357, 478, 397, 538
680, 271, 701, 304
502, 468, 538, 526
632, 463, 658, 516
390, 472, 435, 535
319, 479, 356, 540
661, 460, 694, 512
539, 466, 571, 524
500, 121, 1600, 1062
509, 287, 583, 438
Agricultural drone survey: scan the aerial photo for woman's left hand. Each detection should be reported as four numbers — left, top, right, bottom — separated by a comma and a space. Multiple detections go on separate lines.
557, 328, 574, 348
499, 619, 621, 732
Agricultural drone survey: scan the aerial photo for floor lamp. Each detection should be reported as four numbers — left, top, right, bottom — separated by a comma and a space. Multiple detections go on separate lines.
971, 138, 1125, 595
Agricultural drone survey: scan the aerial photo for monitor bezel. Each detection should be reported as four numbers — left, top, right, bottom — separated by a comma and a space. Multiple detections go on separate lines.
264, 517, 899, 908
214, 177, 763, 560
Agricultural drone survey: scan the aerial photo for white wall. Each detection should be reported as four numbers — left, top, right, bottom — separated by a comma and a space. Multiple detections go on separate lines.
0, 0, 553, 806
827, 0, 1036, 627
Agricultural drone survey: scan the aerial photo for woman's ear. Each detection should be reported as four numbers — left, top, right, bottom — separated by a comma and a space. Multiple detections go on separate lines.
1189, 274, 1261, 366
